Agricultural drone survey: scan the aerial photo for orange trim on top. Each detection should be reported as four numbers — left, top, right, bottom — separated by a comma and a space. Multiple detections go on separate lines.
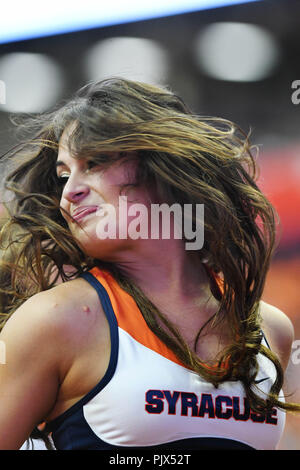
89, 267, 184, 367
89, 265, 228, 372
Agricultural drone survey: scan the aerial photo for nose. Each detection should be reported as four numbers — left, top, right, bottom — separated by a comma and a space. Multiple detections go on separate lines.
62, 180, 90, 204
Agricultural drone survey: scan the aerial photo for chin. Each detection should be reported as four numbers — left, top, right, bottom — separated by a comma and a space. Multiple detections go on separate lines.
78, 237, 131, 262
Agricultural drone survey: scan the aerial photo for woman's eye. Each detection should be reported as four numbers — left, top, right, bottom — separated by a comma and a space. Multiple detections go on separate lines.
56, 173, 69, 186
55, 160, 104, 188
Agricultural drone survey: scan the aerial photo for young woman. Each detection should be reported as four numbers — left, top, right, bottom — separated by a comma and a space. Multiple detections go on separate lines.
0, 78, 299, 450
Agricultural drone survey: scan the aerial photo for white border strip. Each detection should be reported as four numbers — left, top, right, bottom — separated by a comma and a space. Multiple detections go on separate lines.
0, 1, 259, 44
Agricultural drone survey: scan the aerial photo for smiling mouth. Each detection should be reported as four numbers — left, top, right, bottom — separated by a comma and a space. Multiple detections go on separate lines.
72, 206, 98, 222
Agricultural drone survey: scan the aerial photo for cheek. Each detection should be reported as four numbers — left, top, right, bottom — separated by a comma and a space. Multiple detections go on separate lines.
89, 194, 152, 242
116, 193, 153, 239
71, 217, 132, 261
59, 201, 71, 223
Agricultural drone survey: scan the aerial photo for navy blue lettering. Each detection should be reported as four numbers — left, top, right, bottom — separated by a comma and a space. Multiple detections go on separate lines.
266, 408, 278, 425
198, 394, 215, 418
145, 390, 164, 414
144, 389, 278, 426
163, 390, 180, 415
250, 410, 266, 423
233, 397, 250, 421
181, 392, 198, 416
215, 396, 232, 419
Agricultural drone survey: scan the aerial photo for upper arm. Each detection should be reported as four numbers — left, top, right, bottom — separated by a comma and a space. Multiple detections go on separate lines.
0, 293, 63, 449
259, 300, 295, 372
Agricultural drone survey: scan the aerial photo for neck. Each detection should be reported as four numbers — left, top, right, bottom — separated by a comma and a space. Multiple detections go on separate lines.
113, 238, 211, 306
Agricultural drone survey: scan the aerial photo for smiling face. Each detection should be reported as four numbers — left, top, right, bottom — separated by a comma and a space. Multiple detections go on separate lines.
56, 125, 153, 261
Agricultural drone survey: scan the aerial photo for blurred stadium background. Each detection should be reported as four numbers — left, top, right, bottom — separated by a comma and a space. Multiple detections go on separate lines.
0, 0, 299, 450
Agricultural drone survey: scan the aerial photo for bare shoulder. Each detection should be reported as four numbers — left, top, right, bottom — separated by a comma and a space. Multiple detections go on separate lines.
4, 277, 102, 333
0, 277, 106, 449
2, 277, 105, 379
259, 300, 295, 371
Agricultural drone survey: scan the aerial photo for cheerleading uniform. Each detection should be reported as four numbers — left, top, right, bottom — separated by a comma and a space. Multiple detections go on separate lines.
45, 267, 285, 450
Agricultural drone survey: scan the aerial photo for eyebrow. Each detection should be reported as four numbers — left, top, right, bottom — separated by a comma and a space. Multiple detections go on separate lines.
55, 160, 67, 169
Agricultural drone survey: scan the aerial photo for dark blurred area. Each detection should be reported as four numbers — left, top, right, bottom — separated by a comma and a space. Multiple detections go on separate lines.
0, 0, 299, 449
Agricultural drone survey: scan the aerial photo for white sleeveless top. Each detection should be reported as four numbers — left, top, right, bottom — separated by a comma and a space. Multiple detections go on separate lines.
45, 267, 286, 450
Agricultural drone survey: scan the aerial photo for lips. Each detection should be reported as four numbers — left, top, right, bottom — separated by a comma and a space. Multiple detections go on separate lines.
72, 205, 98, 222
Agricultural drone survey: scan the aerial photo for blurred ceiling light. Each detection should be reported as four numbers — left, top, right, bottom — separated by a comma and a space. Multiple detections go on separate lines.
0, 52, 64, 113
83, 37, 170, 85
194, 22, 280, 82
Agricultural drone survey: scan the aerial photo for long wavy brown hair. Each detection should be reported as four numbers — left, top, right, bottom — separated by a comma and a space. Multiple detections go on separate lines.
0, 77, 299, 449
